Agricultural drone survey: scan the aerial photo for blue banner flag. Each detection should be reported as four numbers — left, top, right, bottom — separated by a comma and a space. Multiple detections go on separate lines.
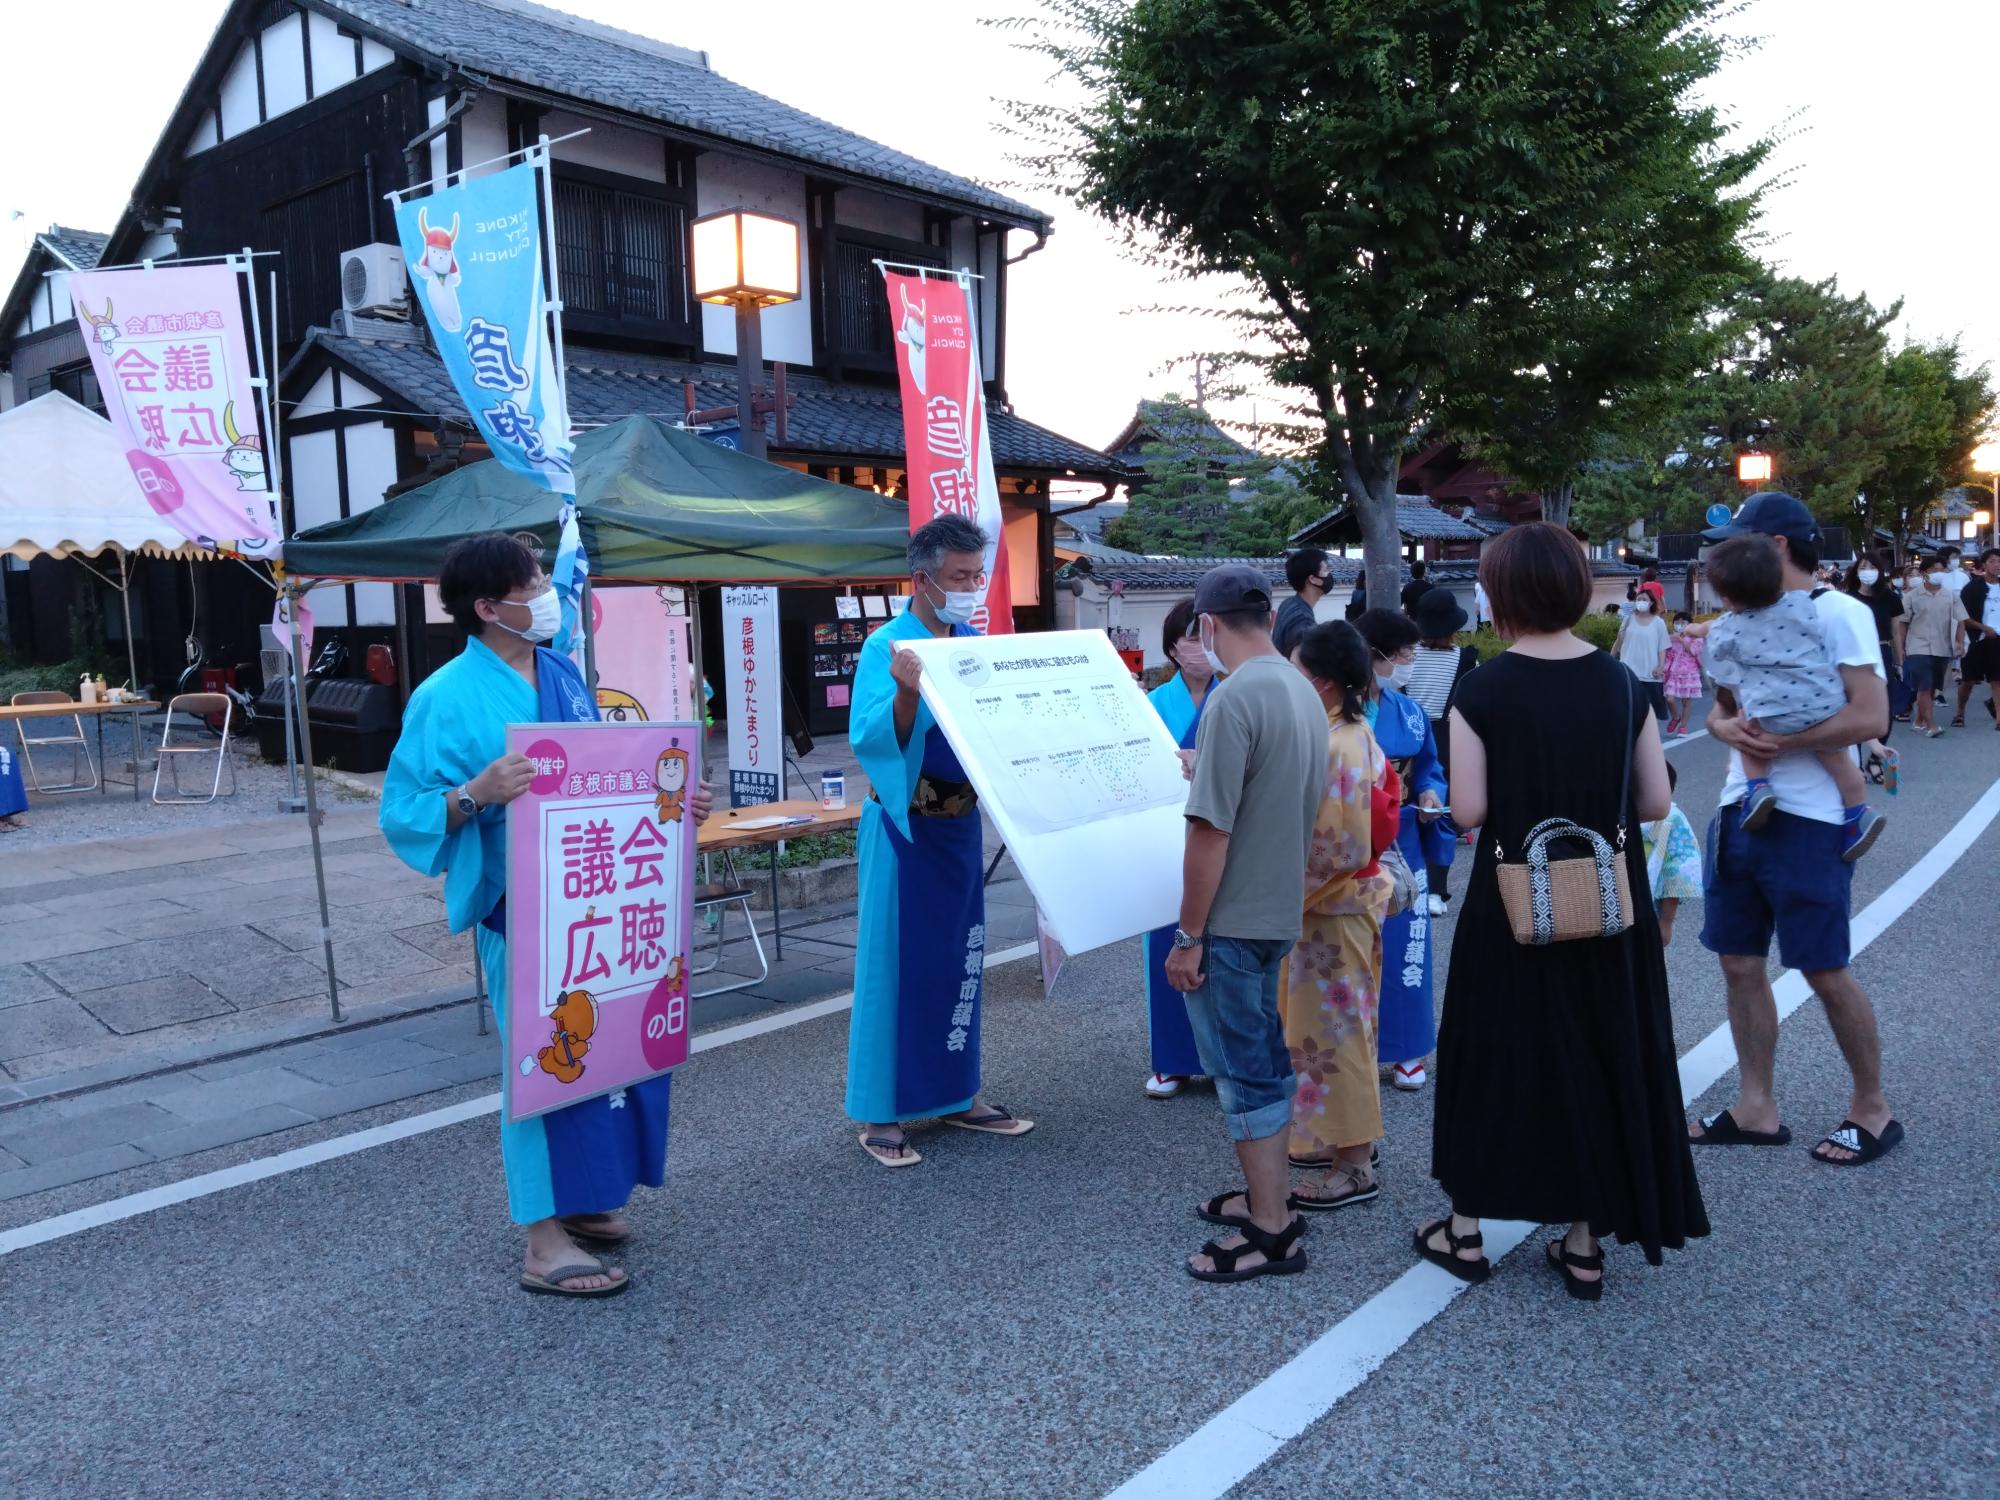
393, 160, 574, 496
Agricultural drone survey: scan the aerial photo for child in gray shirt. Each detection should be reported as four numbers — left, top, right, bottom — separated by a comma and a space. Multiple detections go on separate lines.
1700, 534, 1883, 860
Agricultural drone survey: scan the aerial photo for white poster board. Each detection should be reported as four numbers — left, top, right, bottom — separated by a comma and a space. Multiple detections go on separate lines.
899, 629, 1188, 955
720, 585, 783, 807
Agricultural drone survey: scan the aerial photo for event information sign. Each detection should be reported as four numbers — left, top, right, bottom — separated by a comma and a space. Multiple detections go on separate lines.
503, 720, 700, 1122
592, 585, 696, 724
899, 629, 1188, 954
721, 584, 782, 806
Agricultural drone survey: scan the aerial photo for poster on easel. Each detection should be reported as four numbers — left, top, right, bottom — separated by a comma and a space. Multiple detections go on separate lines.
591, 585, 695, 723
503, 720, 700, 1123
898, 628, 1188, 955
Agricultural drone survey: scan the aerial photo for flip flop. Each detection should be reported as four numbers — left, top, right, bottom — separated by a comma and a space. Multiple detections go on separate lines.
858, 1132, 922, 1168
1810, 1118, 1904, 1167
519, 1262, 629, 1299
1689, 1108, 1792, 1147
559, 1213, 631, 1247
943, 1104, 1035, 1137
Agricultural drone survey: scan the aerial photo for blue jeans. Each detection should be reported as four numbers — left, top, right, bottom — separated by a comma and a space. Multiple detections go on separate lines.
1181, 935, 1296, 1142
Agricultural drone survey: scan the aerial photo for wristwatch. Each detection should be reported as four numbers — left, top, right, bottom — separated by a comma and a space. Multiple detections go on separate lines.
1172, 927, 1202, 950
454, 786, 480, 818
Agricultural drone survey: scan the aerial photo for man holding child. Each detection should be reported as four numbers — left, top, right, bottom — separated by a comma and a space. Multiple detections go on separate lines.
1688, 494, 1904, 1168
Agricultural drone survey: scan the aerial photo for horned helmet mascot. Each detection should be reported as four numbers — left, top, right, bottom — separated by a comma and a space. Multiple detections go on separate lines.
221, 402, 268, 492
75, 298, 118, 353
414, 206, 463, 333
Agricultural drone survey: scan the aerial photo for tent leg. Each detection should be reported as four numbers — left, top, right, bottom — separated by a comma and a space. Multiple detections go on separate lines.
579, 575, 599, 691
290, 599, 343, 1023
118, 551, 140, 696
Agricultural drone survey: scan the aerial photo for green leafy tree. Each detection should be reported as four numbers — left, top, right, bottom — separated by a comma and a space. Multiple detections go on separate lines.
1104, 394, 1318, 554
1863, 341, 1995, 554
1007, 0, 1767, 605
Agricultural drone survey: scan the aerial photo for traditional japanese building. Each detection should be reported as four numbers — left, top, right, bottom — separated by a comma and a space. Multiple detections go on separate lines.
0, 0, 1121, 716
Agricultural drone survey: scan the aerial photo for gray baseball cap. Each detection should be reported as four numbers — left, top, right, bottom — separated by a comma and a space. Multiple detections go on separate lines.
1192, 563, 1274, 615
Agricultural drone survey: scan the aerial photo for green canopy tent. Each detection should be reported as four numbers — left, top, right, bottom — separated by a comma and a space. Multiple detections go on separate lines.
283, 414, 913, 584
278, 415, 917, 1026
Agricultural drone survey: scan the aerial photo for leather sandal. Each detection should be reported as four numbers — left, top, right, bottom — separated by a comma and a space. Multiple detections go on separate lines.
1414, 1217, 1490, 1283
1547, 1238, 1604, 1301
1186, 1214, 1310, 1283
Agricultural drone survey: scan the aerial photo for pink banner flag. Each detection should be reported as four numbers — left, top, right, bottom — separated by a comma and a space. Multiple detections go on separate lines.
882, 269, 1012, 634
68, 263, 278, 555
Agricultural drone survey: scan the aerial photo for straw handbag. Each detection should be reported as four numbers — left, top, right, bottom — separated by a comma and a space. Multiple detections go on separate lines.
1495, 671, 1636, 946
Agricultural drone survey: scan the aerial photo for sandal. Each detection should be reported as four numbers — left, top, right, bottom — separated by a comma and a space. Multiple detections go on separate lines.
943, 1103, 1035, 1137
1546, 1238, 1604, 1302
1288, 1143, 1381, 1171
1290, 1162, 1379, 1212
1809, 1117, 1904, 1167
858, 1131, 922, 1168
1196, 1189, 1255, 1230
1186, 1214, 1309, 1283
559, 1212, 632, 1247
1413, 1217, 1490, 1283
1688, 1108, 1792, 1147
519, 1262, 629, 1299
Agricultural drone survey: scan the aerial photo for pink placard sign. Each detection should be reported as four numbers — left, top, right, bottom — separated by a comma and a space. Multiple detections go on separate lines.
503, 719, 701, 1122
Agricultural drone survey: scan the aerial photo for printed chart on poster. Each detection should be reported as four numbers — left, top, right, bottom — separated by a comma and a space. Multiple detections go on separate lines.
901, 629, 1188, 955
504, 721, 701, 1122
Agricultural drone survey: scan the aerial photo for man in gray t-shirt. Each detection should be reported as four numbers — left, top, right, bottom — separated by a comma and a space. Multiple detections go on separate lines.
1166, 565, 1328, 1284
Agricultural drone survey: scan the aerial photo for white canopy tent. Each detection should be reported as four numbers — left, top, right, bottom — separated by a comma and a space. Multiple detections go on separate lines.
0, 390, 213, 691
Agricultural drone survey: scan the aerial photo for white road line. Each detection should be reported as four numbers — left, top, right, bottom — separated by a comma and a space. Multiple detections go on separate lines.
1104, 776, 2000, 1500
0, 940, 1040, 1257
1664, 728, 1710, 747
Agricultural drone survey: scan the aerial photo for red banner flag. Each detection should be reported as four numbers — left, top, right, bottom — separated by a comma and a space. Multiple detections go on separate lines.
882, 270, 1012, 634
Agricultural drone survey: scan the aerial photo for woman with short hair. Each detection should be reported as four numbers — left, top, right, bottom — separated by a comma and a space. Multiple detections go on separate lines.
1416, 523, 1707, 1300
380, 532, 711, 1299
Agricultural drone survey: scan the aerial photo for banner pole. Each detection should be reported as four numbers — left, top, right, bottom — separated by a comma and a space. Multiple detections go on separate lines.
268, 268, 287, 532
535, 136, 569, 418
580, 575, 599, 691
239, 248, 282, 538
288, 584, 343, 1022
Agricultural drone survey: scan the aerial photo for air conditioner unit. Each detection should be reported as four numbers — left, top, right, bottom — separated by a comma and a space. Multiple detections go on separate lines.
340, 243, 407, 317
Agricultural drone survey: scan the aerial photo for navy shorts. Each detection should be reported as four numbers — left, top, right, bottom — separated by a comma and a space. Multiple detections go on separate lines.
1905, 654, 1948, 694
1699, 804, 1853, 972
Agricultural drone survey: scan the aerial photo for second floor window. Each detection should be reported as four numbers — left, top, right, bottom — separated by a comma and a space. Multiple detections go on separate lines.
552, 167, 695, 345
827, 232, 946, 372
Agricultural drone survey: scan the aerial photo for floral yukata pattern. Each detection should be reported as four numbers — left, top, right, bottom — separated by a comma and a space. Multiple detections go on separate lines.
1279, 716, 1395, 1157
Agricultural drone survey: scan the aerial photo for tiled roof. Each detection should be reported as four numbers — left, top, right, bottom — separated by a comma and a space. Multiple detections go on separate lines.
322, 0, 1046, 227
38, 227, 108, 271
1460, 513, 1515, 537
1290, 495, 1490, 545
288, 326, 1121, 477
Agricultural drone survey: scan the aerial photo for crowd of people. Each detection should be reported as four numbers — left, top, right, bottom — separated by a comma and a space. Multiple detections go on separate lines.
382, 496, 1931, 1300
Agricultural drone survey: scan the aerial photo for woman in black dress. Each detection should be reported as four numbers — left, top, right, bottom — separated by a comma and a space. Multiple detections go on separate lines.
1416, 523, 1708, 1300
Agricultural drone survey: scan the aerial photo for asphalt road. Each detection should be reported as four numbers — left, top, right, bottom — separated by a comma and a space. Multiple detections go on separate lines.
4, 725, 1996, 1499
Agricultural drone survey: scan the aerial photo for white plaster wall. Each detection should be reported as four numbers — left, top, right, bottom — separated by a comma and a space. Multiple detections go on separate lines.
427, 95, 449, 190
339, 373, 381, 407
261, 13, 308, 118
547, 110, 666, 182
289, 429, 345, 624
458, 93, 509, 182
360, 38, 395, 73
218, 43, 261, 139
184, 110, 218, 158
296, 370, 337, 418
697, 156, 813, 366
341, 421, 400, 625
308, 11, 358, 93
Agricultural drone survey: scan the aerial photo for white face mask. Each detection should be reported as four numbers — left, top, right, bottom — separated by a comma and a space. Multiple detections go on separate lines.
1387, 659, 1415, 690
1857, 568, 1879, 586
921, 574, 982, 626
1924, 572, 1943, 590
1634, 599, 1653, 614
491, 586, 561, 643
1198, 618, 1228, 678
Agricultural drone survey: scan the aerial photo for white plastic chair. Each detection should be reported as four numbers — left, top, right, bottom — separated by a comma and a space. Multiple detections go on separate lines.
153, 692, 238, 804
11, 690, 98, 794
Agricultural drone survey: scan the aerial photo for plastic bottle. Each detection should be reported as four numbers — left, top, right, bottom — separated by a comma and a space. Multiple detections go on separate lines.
79, 674, 97, 705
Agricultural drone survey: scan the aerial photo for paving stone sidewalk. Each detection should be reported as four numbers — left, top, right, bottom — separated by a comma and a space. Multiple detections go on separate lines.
0, 807, 1039, 1203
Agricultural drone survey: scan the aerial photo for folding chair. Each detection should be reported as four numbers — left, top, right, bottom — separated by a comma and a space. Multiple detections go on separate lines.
11, 691, 98, 794
153, 692, 239, 804
690, 850, 770, 998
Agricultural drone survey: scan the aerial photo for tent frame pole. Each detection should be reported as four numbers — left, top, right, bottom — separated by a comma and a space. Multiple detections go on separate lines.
287, 583, 343, 1022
